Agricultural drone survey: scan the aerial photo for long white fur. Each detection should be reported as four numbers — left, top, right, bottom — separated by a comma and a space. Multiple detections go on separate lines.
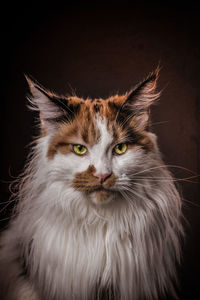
0, 118, 183, 299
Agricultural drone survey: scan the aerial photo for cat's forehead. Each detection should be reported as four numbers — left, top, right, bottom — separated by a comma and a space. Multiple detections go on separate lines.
69, 94, 126, 119
68, 95, 126, 142
47, 96, 127, 159
62, 96, 125, 144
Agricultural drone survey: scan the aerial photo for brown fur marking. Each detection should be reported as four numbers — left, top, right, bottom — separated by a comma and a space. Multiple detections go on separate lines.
94, 190, 111, 203
72, 165, 100, 192
137, 134, 153, 151
72, 165, 117, 193
47, 93, 153, 159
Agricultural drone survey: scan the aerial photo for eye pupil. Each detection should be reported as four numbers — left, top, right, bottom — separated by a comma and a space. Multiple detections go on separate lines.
73, 144, 87, 155
114, 143, 127, 155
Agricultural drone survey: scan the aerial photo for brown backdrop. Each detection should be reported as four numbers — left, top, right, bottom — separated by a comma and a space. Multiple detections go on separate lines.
1, 3, 200, 299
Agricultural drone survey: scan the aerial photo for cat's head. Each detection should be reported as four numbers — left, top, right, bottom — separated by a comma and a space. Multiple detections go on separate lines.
26, 68, 161, 205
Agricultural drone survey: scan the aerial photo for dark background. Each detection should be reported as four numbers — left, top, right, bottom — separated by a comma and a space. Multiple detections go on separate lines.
1, 2, 200, 299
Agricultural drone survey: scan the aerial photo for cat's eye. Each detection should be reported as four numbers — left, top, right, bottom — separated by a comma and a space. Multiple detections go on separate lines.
73, 144, 87, 155
113, 143, 127, 155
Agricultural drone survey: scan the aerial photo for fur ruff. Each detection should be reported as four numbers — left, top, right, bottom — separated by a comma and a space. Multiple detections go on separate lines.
0, 136, 183, 300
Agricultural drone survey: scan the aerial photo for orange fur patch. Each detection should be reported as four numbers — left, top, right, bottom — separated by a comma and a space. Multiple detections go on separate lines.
72, 165, 100, 192
72, 165, 117, 195
47, 94, 152, 159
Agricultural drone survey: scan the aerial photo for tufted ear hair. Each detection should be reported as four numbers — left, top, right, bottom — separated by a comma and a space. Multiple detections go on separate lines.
25, 75, 81, 132
119, 66, 161, 130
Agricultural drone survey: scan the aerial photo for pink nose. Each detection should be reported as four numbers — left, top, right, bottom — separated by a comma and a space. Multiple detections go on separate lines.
93, 173, 111, 183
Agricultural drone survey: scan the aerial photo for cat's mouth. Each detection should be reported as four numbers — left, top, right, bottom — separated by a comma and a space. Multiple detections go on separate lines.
92, 186, 107, 192
72, 167, 117, 204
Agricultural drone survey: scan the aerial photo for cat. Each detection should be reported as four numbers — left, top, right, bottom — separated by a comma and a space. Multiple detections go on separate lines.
0, 68, 183, 300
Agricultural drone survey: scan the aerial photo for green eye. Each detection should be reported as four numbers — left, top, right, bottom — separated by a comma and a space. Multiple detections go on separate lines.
73, 144, 87, 155
114, 143, 127, 155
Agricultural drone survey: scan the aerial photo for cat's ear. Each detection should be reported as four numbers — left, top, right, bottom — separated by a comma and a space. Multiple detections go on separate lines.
25, 75, 79, 132
120, 67, 161, 130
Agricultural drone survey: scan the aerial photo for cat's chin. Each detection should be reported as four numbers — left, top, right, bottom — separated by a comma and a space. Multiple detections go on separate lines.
88, 189, 114, 205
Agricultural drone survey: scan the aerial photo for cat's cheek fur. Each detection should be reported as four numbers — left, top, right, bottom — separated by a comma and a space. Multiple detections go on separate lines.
47, 152, 91, 181
113, 148, 144, 178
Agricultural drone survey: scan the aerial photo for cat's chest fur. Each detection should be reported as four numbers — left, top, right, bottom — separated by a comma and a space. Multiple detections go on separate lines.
29, 206, 133, 300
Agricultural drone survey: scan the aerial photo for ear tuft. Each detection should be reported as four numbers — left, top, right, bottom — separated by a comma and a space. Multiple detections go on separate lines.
25, 75, 78, 132
117, 66, 161, 130
126, 65, 161, 113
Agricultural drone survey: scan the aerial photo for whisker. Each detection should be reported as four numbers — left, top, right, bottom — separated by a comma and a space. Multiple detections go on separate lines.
0, 216, 12, 223
128, 176, 199, 184
0, 198, 18, 206
0, 199, 17, 214
130, 181, 159, 191
132, 165, 198, 176
182, 198, 200, 208
151, 120, 170, 126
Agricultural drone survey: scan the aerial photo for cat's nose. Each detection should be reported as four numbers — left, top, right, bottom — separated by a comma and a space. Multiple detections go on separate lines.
93, 173, 111, 184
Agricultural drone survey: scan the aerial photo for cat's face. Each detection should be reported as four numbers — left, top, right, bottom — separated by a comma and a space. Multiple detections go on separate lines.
26, 69, 160, 205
